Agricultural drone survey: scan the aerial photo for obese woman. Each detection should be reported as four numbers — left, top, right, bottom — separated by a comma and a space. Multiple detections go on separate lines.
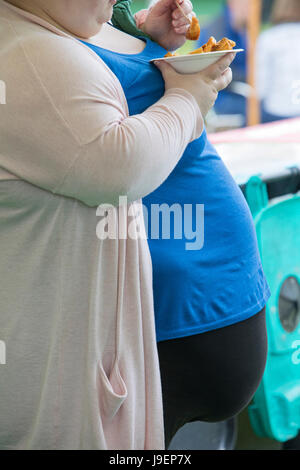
0, 0, 270, 449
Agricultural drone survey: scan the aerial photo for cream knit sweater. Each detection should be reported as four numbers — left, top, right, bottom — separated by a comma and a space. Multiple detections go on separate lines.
0, 0, 203, 449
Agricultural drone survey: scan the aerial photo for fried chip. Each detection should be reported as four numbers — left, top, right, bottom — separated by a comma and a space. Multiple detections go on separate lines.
202, 36, 217, 53
188, 46, 204, 55
186, 16, 201, 41
164, 36, 236, 58
213, 38, 236, 51
164, 52, 178, 57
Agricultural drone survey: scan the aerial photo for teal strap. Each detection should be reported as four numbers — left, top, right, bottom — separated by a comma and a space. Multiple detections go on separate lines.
111, 0, 153, 40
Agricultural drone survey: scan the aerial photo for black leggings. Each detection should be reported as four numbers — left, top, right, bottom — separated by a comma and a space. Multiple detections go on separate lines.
157, 307, 268, 449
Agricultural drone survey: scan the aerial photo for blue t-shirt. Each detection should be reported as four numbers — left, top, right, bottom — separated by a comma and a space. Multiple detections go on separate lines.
79, 24, 271, 342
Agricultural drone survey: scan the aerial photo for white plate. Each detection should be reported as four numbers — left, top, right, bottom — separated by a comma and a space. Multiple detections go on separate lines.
150, 49, 244, 74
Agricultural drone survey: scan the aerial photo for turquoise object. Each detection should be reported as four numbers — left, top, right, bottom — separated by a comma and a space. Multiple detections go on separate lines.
245, 175, 300, 442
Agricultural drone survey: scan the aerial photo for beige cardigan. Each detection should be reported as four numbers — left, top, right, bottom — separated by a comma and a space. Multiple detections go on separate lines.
0, 0, 203, 450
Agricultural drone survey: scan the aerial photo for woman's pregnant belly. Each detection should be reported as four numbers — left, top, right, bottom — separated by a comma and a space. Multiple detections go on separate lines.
142, 134, 265, 336
143, 135, 259, 268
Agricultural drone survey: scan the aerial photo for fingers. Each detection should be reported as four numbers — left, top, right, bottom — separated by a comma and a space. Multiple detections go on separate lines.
173, 22, 191, 35
172, 15, 191, 29
214, 67, 233, 92
172, 0, 195, 33
134, 9, 149, 29
172, 0, 193, 18
153, 60, 177, 75
205, 52, 236, 80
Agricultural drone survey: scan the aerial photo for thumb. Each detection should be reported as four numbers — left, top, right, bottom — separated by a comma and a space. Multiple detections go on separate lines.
154, 60, 176, 74
134, 9, 148, 29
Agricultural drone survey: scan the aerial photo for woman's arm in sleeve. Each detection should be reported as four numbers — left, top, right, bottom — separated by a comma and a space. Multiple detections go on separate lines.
3, 34, 203, 207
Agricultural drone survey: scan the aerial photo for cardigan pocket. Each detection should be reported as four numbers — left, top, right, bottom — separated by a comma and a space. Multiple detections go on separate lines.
97, 361, 128, 421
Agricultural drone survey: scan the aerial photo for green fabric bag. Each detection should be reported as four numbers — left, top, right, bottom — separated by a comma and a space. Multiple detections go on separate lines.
110, 0, 153, 40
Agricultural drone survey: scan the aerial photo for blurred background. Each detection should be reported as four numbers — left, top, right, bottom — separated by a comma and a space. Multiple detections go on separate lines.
131, 0, 300, 451
132, 0, 300, 132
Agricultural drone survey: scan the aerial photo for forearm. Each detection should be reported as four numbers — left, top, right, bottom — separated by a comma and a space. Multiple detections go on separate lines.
57, 88, 204, 207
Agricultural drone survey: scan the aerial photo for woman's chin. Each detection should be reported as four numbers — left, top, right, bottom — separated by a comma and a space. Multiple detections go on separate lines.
96, 11, 113, 26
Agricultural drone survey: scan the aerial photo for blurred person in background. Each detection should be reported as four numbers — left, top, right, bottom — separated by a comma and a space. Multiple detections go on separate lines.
256, 0, 300, 123
262, 0, 275, 22
196, 0, 249, 127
